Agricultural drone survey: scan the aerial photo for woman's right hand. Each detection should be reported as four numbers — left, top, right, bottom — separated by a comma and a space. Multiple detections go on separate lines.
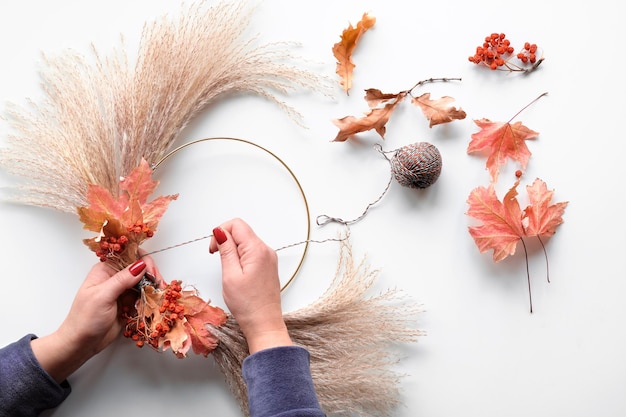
209, 218, 292, 353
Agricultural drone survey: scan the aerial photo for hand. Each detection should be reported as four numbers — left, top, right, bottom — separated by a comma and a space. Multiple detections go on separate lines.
31, 257, 153, 383
209, 218, 292, 353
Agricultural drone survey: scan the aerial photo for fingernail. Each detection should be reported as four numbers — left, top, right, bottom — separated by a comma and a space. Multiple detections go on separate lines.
129, 259, 146, 276
213, 227, 228, 245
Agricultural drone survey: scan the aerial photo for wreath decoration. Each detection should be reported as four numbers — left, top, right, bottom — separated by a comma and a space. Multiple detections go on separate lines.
0, 2, 422, 416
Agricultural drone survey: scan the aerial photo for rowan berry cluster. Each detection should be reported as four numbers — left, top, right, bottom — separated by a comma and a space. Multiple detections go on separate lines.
95, 235, 129, 262
468, 33, 542, 73
516, 42, 538, 64
123, 280, 185, 349
127, 221, 155, 238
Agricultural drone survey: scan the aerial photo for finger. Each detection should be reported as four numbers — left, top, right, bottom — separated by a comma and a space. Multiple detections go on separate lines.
212, 225, 253, 278
209, 218, 249, 253
82, 262, 118, 287
99, 259, 146, 302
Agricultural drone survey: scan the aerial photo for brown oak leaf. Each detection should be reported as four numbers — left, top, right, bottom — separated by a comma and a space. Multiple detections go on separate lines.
412, 93, 467, 127
332, 12, 376, 94
332, 91, 406, 142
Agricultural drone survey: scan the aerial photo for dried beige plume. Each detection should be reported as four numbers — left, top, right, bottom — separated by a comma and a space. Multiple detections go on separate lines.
210, 238, 423, 417
0, 0, 328, 213
0, 2, 422, 415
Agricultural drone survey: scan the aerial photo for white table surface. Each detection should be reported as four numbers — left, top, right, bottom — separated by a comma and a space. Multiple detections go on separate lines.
1, 1, 624, 416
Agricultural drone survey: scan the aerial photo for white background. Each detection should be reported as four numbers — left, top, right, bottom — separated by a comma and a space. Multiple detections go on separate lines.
1, 1, 625, 416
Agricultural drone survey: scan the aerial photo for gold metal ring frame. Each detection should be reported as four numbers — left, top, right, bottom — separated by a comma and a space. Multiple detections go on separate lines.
151, 137, 311, 292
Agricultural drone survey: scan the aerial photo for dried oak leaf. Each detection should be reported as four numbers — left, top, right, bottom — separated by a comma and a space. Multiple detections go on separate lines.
332, 12, 376, 94
332, 90, 406, 142
139, 284, 227, 358
179, 291, 228, 357
412, 93, 467, 127
466, 178, 568, 262
467, 118, 539, 183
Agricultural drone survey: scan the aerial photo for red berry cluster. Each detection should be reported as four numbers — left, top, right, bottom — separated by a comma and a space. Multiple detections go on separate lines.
123, 280, 186, 349
95, 235, 129, 262
127, 221, 155, 238
468, 33, 542, 72
468, 33, 514, 70
516, 42, 538, 64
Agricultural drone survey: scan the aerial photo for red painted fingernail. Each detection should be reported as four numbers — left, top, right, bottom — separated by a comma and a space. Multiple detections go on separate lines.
129, 259, 146, 276
213, 227, 228, 245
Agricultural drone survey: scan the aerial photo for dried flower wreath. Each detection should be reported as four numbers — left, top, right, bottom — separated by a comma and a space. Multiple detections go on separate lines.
0, 1, 421, 416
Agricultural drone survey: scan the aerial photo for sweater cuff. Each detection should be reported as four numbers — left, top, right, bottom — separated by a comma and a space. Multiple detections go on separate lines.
0, 334, 71, 416
242, 345, 323, 417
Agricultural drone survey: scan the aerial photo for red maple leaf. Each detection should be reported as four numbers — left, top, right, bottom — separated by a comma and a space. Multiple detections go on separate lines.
467, 92, 547, 183
522, 179, 568, 238
466, 178, 568, 312
467, 119, 538, 183
466, 181, 525, 263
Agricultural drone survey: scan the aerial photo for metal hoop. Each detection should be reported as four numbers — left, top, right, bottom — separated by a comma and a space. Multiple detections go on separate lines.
151, 137, 311, 292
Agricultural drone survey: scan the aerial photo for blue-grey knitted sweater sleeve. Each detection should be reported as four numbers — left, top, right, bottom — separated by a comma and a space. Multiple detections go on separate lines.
0, 334, 71, 417
242, 345, 325, 417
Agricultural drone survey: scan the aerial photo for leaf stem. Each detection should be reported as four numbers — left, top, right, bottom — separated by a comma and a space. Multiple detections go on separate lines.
407, 77, 462, 95
537, 236, 550, 283
508, 91, 548, 124
520, 237, 533, 313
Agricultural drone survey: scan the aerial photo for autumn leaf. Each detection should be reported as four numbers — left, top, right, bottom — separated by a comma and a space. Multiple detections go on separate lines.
364, 88, 401, 108
466, 181, 525, 263
412, 93, 467, 127
332, 91, 406, 142
467, 92, 547, 182
162, 319, 191, 357
466, 178, 568, 312
467, 118, 538, 183
176, 291, 227, 357
333, 12, 376, 94
126, 280, 227, 358
77, 158, 178, 268
522, 178, 568, 238
331, 78, 463, 142
120, 159, 159, 205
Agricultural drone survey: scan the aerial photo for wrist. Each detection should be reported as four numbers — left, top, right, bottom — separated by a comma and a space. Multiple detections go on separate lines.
244, 326, 293, 354
30, 326, 99, 384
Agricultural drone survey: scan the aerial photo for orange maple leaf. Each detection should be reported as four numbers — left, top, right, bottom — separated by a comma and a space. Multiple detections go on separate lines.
412, 93, 467, 127
467, 118, 539, 183
77, 158, 178, 268
466, 178, 568, 312
467, 92, 547, 182
522, 178, 568, 238
466, 181, 525, 263
332, 12, 376, 94
332, 91, 406, 142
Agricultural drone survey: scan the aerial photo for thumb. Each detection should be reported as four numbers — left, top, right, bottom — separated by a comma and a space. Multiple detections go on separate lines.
100, 259, 146, 301
212, 226, 243, 275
